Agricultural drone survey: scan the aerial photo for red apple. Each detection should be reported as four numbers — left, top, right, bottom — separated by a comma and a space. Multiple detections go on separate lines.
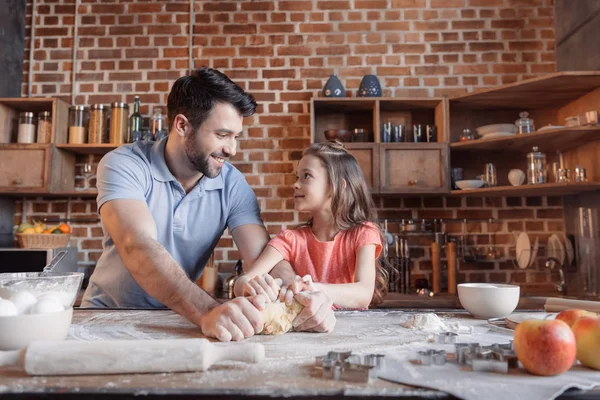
514, 319, 576, 376
572, 316, 600, 370
555, 309, 598, 328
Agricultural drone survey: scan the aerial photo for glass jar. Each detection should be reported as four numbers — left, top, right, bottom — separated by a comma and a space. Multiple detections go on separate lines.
36, 111, 52, 143
151, 108, 167, 141
109, 102, 129, 145
459, 128, 475, 142
89, 104, 107, 144
526, 146, 547, 184
17, 112, 36, 143
516, 111, 535, 134
69, 105, 89, 144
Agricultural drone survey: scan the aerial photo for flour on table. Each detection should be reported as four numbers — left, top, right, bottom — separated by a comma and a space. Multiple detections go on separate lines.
400, 313, 474, 334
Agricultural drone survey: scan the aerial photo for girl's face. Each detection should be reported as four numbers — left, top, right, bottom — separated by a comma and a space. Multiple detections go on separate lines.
293, 155, 331, 213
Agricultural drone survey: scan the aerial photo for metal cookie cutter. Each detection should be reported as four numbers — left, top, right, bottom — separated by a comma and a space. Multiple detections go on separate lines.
418, 349, 447, 365
454, 341, 517, 374
435, 331, 458, 344
315, 351, 385, 383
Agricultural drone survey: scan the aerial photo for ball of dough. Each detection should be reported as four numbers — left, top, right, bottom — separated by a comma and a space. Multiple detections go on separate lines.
260, 300, 304, 335
0, 299, 18, 317
9, 291, 37, 315
30, 295, 65, 314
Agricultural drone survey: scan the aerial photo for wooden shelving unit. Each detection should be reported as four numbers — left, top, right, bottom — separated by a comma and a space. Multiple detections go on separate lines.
56, 144, 118, 155
450, 126, 600, 153
451, 182, 600, 197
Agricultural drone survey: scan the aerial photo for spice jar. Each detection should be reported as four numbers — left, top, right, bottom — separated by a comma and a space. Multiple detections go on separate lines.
459, 128, 475, 142
516, 111, 535, 134
88, 104, 107, 144
68, 105, 88, 144
526, 146, 547, 184
36, 111, 52, 143
109, 102, 129, 145
17, 112, 36, 143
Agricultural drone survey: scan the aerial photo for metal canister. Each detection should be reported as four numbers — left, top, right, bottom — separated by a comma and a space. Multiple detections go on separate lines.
526, 146, 547, 184
109, 102, 129, 145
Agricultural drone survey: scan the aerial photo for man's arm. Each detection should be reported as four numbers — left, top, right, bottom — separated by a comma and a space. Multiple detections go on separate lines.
101, 199, 264, 341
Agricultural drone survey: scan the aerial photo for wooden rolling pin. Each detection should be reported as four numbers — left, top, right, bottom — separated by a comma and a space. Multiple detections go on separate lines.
447, 242, 457, 295
0, 338, 264, 376
431, 242, 441, 293
544, 298, 600, 313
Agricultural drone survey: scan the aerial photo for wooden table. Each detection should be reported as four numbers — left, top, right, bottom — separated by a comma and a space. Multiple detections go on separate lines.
0, 309, 595, 399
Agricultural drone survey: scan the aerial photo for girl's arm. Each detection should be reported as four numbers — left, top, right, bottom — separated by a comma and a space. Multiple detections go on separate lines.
233, 245, 285, 298
313, 244, 377, 309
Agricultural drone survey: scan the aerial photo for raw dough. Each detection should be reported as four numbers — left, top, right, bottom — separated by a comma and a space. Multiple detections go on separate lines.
260, 300, 303, 335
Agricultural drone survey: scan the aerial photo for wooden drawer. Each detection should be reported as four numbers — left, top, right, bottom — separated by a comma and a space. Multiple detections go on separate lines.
0, 146, 50, 191
346, 143, 379, 193
379, 143, 450, 194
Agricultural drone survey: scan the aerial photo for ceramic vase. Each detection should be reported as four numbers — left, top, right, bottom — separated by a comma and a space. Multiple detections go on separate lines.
358, 75, 382, 97
322, 75, 345, 97
508, 169, 526, 186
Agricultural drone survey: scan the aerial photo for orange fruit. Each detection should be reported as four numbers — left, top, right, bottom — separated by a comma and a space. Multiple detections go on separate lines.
58, 223, 71, 234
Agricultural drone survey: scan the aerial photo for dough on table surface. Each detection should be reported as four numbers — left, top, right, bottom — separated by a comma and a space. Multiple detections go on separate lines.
260, 300, 303, 335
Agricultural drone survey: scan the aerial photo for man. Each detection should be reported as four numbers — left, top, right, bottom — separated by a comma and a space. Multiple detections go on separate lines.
81, 67, 335, 341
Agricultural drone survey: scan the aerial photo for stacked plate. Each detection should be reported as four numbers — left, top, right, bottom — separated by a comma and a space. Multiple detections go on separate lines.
476, 123, 517, 140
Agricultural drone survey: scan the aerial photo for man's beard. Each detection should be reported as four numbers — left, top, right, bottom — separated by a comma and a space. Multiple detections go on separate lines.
184, 132, 224, 179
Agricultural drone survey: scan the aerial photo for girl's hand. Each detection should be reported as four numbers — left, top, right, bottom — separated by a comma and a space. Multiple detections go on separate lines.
279, 275, 316, 305
241, 274, 282, 302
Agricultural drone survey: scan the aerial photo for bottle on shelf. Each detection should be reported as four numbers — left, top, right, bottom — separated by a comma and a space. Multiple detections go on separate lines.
152, 108, 168, 141
129, 96, 143, 143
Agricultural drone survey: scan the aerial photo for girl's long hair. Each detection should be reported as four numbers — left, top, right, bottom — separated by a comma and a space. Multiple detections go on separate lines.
296, 140, 389, 306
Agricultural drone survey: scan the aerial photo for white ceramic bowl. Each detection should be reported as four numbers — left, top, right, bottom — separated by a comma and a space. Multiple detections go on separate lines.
455, 179, 484, 190
457, 283, 520, 319
508, 169, 525, 186
0, 308, 73, 350
476, 124, 517, 136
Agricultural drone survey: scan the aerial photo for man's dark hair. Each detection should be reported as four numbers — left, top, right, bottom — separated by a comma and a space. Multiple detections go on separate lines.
167, 67, 257, 131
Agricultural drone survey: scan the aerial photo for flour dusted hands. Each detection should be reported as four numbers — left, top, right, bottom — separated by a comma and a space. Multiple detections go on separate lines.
238, 274, 282, 302
293, 291, 336, 332
279, 275, 317, 306
199, 295, 268, 342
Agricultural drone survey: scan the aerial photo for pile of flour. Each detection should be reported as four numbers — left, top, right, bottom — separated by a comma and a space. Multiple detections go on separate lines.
400, 313, 473, 334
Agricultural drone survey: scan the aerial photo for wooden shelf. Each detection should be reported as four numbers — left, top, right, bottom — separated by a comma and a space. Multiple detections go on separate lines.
451, 126, 600, 152
56, 144, 119, 155
451, 182, 600, 197
0, 190, 97, 198
450, 71, 600, 109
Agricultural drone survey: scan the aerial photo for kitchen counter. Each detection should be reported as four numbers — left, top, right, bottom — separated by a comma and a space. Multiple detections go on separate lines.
378, 292, 550, 310
0, 308, 597, 399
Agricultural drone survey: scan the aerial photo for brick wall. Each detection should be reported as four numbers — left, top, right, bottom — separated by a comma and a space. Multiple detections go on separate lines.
18, 0, 562, 288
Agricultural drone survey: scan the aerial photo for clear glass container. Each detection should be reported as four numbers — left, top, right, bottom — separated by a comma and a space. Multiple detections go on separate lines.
129, 96, 143, 143
68, 105, 88, 144
109, 102, 129, 145
36, 111, 52, 143
459, 128, 475, 142
88, 104, 107, 144
526, 146, 547, 184
151, 108, 167, 141
17, 112, 36, 143
516, 111, 535, 134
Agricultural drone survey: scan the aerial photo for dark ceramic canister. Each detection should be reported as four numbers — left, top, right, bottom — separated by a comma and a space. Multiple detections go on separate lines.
322, 75, 345, 97
357, 75, 382, 97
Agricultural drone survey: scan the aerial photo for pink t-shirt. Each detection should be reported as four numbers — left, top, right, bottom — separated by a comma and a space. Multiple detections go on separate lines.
268, 222, 382, 285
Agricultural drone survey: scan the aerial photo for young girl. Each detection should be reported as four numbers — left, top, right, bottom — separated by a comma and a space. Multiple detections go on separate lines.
233, 140, 388, 309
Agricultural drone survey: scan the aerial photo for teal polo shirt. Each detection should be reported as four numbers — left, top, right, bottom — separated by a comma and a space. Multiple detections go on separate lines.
81, 138, 263, 308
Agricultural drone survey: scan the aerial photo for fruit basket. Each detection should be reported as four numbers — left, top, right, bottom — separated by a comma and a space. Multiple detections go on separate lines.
16, 233, 71, 249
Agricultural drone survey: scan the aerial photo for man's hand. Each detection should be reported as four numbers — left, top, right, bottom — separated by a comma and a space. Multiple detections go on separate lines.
240, 274, 282, 302
292, 291, 336, 333
199, 295, 267, 342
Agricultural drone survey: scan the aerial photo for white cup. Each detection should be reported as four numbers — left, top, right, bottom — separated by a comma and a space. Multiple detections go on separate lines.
508, 169, 525, 186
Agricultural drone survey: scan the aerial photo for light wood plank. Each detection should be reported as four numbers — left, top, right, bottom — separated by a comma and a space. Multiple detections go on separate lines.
451, 182, 600, 197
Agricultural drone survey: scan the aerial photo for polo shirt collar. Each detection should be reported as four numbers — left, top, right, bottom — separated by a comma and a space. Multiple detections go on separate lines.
149, 138, 225, 191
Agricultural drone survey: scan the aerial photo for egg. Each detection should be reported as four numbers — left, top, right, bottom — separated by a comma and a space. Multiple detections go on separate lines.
30, 296, 65, 314
9, 291, 38, 315
0, 299, 18, 317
